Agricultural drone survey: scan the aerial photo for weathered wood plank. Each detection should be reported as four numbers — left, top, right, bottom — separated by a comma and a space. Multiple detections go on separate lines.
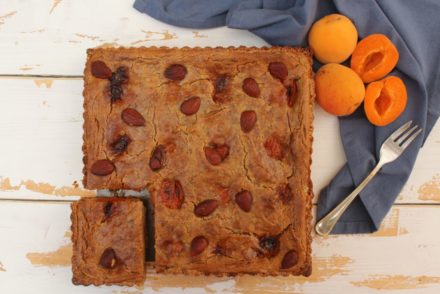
1, 1, 439, 293
0, 77, 87, 200
0, 77, 438, 202
0, 0, 265, 76
0, 201, 439, 293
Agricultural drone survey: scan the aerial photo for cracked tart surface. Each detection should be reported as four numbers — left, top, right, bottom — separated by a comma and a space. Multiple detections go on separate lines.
71, 197, 146, 286
82, 46, 314, 276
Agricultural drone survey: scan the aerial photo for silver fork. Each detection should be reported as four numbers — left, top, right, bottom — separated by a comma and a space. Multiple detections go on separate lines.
315, 121, 422, 236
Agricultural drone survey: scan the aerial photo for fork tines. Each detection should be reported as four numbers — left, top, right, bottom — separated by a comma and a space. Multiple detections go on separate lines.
390, 120, 422, 149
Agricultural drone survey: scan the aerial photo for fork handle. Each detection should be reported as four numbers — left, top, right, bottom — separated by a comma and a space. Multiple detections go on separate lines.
315, 162, 383, 236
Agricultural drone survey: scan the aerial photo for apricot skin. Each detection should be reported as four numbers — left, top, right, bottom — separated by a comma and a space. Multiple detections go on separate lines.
364, 76, 407, 126
308, 14, 358, 64
315, 64, 365, 116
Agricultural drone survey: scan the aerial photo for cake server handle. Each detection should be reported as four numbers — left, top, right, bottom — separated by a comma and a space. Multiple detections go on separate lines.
315, 162, 383, 236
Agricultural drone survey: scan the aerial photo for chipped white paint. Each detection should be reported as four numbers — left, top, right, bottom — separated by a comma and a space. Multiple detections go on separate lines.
0, 78, 85, 200
0, 0, 439, 293
0, 203, 439, 293
0, 0, 265, 75
0, 76, 348, 201
0, 75, 438, 201
0, 11, 17, 27
49, 0, 63, 14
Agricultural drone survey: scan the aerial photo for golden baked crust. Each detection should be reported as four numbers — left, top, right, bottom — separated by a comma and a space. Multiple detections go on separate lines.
71, 197, 146, 286
82, 46, 314, 276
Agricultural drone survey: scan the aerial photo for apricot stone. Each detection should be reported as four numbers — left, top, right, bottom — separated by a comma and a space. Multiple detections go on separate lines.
308, 14, 358, 64
315, 63, 365, 116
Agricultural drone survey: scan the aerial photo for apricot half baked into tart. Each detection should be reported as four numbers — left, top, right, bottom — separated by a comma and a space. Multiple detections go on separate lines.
81, 47, 314, 278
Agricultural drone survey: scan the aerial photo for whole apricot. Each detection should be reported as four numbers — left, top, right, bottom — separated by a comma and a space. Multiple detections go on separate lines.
315, 63, 365, 116
351, 34, 399, 83
308, 14, 358, 64
364, 76, 407, 126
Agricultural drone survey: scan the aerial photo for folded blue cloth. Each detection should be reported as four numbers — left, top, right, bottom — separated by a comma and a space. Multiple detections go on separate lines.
134, 0, 440, 234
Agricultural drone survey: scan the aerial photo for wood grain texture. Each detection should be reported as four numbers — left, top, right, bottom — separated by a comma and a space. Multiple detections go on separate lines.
0, 202, 439, 293
0, 76, 438, 201
0, 0, 439, 292
0, 0, 265, 76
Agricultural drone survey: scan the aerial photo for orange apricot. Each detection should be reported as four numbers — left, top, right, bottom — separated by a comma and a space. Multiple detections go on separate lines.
308, 14, 358, 64
364, 76, 407, 126
351, 34, 399, 83
315, 63, 365, 116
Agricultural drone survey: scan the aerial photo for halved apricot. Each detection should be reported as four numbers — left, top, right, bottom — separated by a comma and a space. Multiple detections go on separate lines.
364, 76, 407, 126
351, 34, 399, 83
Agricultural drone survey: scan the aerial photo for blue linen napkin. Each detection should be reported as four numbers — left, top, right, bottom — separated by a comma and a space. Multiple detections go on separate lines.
133, 0, 440, 234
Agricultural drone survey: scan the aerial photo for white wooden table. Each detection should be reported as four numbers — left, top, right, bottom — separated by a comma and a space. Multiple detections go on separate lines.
0, 1, 439, 293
